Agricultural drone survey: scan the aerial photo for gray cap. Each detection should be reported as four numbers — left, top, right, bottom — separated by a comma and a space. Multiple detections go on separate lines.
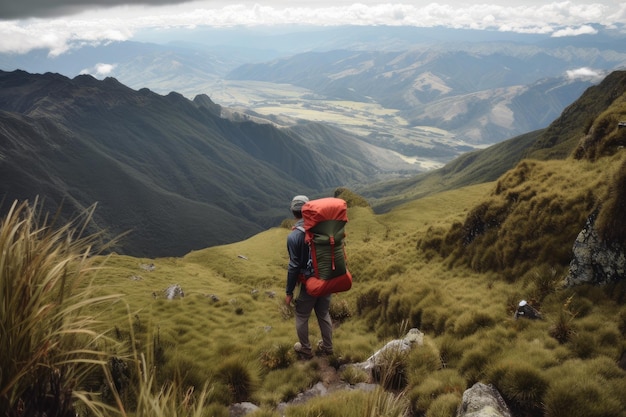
290, 195, 309, 212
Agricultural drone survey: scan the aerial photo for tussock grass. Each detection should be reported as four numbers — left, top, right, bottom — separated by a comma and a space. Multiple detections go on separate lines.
99, 320, 218, 417
405, 338, 443, 379
487, 359, 549, 416
408, 369, 464, 415
595, 157, 626, 243
216, 357, 260, 403
424, 392, 461, 417
422, 155, 626, 277
0, 200, 120, 414
340, 365, 370, 385
256, 362, 320, 406
283, 387, 409, 417
548, 295, 578, 344
543, 358, 626, 417
259, 343, 294, 371
371, 341, 410, 391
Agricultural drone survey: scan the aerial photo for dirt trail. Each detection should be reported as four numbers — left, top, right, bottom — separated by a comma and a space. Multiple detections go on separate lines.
317, 357, 342, 386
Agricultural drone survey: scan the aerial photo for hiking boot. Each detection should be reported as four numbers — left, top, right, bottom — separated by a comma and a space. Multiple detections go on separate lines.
294, 342, 313, 360
316, 340, 334, 356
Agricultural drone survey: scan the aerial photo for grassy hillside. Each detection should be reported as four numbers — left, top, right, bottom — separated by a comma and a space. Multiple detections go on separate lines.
100, 151, 626, 417
4, 166, 624, 416
3, 71, 626, 416
526, 70, 626, 160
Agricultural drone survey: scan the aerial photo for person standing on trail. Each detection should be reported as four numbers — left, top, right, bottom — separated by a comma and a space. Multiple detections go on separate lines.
285, 195, 334, 360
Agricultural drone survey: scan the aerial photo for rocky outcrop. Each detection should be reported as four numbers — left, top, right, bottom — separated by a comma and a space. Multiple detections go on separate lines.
565, 209, 626, 287
227, 330, 519, 417
164, 284, 185, 299
228, 329, 423, 417
456, 382, 513, 417
229, 402, 259, 417
353, 328, 424, 373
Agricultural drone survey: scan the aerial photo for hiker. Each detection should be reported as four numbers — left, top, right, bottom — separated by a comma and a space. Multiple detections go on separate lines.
285, 195, 333, 359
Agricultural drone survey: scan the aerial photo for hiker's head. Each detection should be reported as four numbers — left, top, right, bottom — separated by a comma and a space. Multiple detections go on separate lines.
290, 195, 309, 218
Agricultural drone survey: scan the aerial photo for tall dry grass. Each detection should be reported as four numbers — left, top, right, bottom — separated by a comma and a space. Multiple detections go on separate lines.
106, 347, 212, 417
0, 200, 119, 415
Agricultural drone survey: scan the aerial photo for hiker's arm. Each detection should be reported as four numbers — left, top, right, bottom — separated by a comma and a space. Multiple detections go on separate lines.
285, 261, 300, 304
285, 232, 303, 302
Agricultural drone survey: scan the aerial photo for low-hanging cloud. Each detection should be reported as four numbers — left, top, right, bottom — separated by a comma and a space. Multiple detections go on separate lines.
0, 18, 132, 56
552, 24, 598, 37
0, 1, 624, 56
80, 63, 117, 77
566, 67, 605, 81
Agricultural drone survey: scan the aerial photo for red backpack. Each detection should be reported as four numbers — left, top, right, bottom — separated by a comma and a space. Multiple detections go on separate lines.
297, 197, 352, 297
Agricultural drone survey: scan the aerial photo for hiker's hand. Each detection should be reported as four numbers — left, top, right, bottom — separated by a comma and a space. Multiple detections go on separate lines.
285, 294, 293, 306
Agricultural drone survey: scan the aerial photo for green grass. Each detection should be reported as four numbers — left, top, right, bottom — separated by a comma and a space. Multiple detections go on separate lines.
282, 387, 410, 417
3, 147, 626, 416
421, 154, 626, 279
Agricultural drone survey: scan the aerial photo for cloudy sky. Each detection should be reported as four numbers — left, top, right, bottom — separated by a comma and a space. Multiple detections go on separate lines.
1, 0, 625, 56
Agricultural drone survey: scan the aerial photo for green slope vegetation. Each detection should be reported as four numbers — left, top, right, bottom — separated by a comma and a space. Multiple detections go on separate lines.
3, 71, 626, 417
63, 162, 626, 416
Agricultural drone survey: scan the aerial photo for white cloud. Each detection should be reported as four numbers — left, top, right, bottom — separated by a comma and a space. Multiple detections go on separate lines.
0, 1, 625, 56
566, 67, 604, 81
80, 62, 118, 77
0, 18, 133, 56
552, 24, 598, 37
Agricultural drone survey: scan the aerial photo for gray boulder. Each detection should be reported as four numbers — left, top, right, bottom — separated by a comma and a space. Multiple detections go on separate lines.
456, 382, 512, 417
229, 402, 259, 417
164, 284, 184, 299
276, 382, 329, 414
354, 328, 424, 372
565, 209, 626, 287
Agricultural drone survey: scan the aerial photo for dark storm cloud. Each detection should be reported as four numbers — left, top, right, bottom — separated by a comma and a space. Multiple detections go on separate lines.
0, 0, 195, 20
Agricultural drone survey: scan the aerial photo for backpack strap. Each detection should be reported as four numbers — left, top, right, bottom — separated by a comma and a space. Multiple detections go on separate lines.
292, 225, 313, 277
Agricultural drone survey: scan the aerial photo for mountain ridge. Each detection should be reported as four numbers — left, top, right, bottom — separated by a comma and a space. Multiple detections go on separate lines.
2, 69, 626, 257
0, 69, 379, 257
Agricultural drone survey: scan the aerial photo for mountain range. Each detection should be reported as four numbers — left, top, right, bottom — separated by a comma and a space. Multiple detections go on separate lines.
359, 69, 626, 209
2, 26, 626, 257
2, 68, 626, 258
2, 26, 626, 169
226, 47, 604, 144
0, 70, 387, 257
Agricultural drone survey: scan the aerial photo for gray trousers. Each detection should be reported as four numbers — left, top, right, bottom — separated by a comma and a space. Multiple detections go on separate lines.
295, 287, 333, 352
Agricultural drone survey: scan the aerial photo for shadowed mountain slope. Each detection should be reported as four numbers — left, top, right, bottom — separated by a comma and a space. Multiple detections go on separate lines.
0, 70, 378, 257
